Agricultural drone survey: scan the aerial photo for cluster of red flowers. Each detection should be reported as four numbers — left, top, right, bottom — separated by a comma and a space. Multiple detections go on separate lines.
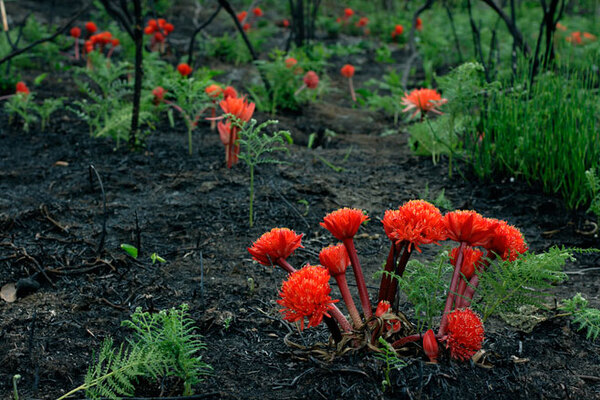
391, 24, 404, 39
15, 81, 30, 95
177, 63, 193, 77
237, 7, 263, 32
144, 18, 174, 46
555, 22, 597, 45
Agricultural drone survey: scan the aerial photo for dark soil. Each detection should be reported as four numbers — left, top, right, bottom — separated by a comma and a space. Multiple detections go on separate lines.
2, 3, 600, 400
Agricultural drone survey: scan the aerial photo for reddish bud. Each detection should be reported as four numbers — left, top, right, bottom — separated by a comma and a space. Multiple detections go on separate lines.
375, 300, 391, 317
15, 81, 30, 95
85, 22, 97, 34
70, 27, 81, 38
282, 19, 290, 28
253, 7, 263, 17
423, 329, 439, 363
177, 63, 192, 77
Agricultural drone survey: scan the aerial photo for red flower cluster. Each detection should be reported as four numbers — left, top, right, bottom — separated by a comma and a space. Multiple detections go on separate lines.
303, 71, 319, 89
16, 81, 30, 95
382, 200, 447, 252
85, 22, 97, 34
356, 17, 368, 28
401, 88, 447, 118
152, 86, 166, 105
85, 31, 119, 54
320, 207, 369, 240
566, 31, 597, 45
446, 308, 484, 360
205, 84, 223, 99
444, 210, 497, 248
253, 7, 263, 17
340, 64, 355, 78
177, 63, 193, 77
391, 24, 404, 38
144, 18, 174, 43
217, 95, 255, 167
319, 243, 350, 276
285, 57, 298, 69
277, 265, 338, 330
248, 227, 303, 266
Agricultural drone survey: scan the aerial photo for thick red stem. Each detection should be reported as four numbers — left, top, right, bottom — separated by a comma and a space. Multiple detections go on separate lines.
392, 333, 422, 348
438, 242, 466, 336
342, 238, 372, 319
275, 258, 296, 274
348, 77, 356, 102
74, 40, 79, 60
328, 304, 353, 332
377, 242, 399, 303
386, 244, 412, 305
333, 273, 362, 328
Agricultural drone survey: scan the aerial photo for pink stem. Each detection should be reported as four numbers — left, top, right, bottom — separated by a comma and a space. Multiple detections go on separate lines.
377, 242, 399, 303
455, 279, 468, 309
74, 40, 79, 60
460, 274, 479, 308
348, 77, 356, 102
328, 304, 353, 332
342, 238, 372, 319
392, 333, 422, 348
333, 273, 362, 328
294, 83, 306, 96
385, 244, 412, 305
275, 258, 296, 274
438, 242, 466, 336
210, 107, 216, 130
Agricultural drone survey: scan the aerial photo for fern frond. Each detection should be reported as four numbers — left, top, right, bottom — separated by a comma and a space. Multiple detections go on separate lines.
563, 294, 600, 341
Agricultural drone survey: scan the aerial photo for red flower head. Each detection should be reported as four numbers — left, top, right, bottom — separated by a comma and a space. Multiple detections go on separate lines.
248, 228, 304, 266
423, 329, 439, 363
111, 38, 120, 47
567, 31, 582, 45
205, 84, 223, 99
285, 57, 298, 69
15, 81, 29, 95
356, 17, 369, 28
243, 23, 251, 32
321, 208, 369, 240
154, 32, 165, 43
217, 121, 232, 146
219, 96, 255, 123
392, 24, 404, 38
444, 210, 498, 248
177, 63, 192, 77
382, 200, 447, 252
145, 19, 157, 34
488, 219, 527, 261
555, 22, 567, 31
164, 23, 174, 34
375, 300, 391, 317
319, 243, 350, 276
223, 86, 238, 99
144, 25, 155, 35
416, 17, 423, 31
237, 11, 247, 22
340, 64, 355, 78
450, 246, 484, 279
253, 7, 263, 17
70, 27, 81, 38
157, 18, 166, 28
446, 308, 485, 361
84, 40, 93, 53
85, 22, 97, 34
344, 8, 354, 18
303, 71, 319, 89
152, 86, 166, 105
583, 32, 597, 41
282, 19, 290, 28
277, 265, 338, 330
401, 88, 447, 118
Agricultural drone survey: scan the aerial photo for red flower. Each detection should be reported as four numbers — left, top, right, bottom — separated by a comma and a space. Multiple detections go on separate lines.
282, 19, 290, 28
555, 22, 567, 31
423, 329, 439, 363
163, 23, 174, 34
583, 32, 597, 41
157, 18, 166, 28
356, 17, 369, 28
340, 64, 355, 78
401, 88, 447, 118
344, 8, 354, 18
446, 308, 485, 361
566, 31, 582, 44
319, 243, 350, 276
84, 40, 93, 53
85, 22, 97, 34
111, 38, 120, 47
15, 81, 29, 95
223, 86, 238, 99
488, 219, 527, 261
391, 24, 404, 38
152, 86, 166, 105
375, 300, 391, 317
444, 210, 497, 247
144, 25, 155, 35
253, 7, 263, 17
321, 208, 369, 240
277, 265, 338, 330
237, 11, 247, 22
248, 228, 304, 266
154, 32, 165, 43
177, 63, 192, 77
219, 96, 255, 122
416, 17, 423, 31
205, 84, 223, 99
285, 57, 298, 68
243, 23, 251, 32
303, 71, 319, 89
450, 246, 483, 279
70, 27, 81, 38
382, 200, 447, 252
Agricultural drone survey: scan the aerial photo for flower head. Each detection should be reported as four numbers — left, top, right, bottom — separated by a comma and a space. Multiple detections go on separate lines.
152, 86, 166, 104
85, 22, 97, 34
154, 32, 165, 43
401, 88, 447, 118
15, 81, 29, 95
340, 64, 355, 78
177, 63, 192, 77
416, 17, 423, 31
303, 71, 319, 89
583, 32, 597, 41
277, 265, 338, 330
285, 57, 298, 69
219, 96, 255, 122
237, 11, 247, 22
488, 219, 527, 261
555, 22, 567, 31
70, 27, 81, 38
446, 308, 485, 361
223, 86, 238, 99
248, 228, 304, 266
205, 84, 223, 99
282, 19, 290, 28
111, 38, 120, 47
375, 300, 391, 317
450, 246, 483, 279
243, 23, 251, 32
423, 329, 439, 363
319, 243, 350, 276
344, 8, 354, 18
382, 200, 447, 252
356, 17, 369, 28
253, 7, 263, 17
566, 31, 582, 44
321, 208, 369, 240
443, 210, 497, 247
392, 24, 404, 38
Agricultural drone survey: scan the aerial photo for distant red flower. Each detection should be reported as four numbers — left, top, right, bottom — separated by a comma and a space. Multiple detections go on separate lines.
555, 22, 567, 31
85, 22, 97, 34
285, 57, 298, 69
344, 8, 354, 18
321, 208, 369, 240
416, 17, 423, 31
70, 27, 81, 38
450, 246, 483, 279
144, 25, 155, 35
282, 19, 290, 28
177, 63, 192, 77
15, 81, 29, 95
319, 243, 350, 276
157, 18, 166, 28
375, 300, 391, 317
243, 23, 251, 32
248, 228, 304, 266
356, 17, 369, 28
205, 84, 223, 99
84, 40, 93, 53
253, 7, 263, 17
154, 32, 165, 43
152, 86, 166, 105
488, 219, 527, 261
401, 88, 447, 118
163, 23, 174, 34
382, 200, 447, 252
423, 329, 439, 363
303, 71, 319, 89
340, 64, 355, 78
111, 38, 120, 47
223, 86, 238, 99
391, 24, 404, 38
583, 32, 597, 41
277, 265, 338, 330
566, 31, 582, 44
444, 210, 498, 248
336, 17, 342, 24
446, 308, 484, 361
219, 96, 255, 122
237, 11, 247, 22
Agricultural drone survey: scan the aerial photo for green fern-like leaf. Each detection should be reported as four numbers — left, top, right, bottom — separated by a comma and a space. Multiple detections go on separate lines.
563, 294, 600, 341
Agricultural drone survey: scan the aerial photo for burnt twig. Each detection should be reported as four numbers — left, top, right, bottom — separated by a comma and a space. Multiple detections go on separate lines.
187, 5, 222, 65
89, 165, 107, 255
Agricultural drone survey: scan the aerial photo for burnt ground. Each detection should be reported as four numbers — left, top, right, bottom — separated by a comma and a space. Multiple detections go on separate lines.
2, 2, 600, 400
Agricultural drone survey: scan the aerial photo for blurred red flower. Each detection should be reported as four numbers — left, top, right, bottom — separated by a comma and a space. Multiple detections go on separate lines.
340, 64, 355, 78
321, 208, 369, 240
70, 27, 81, 38
303, 71, 319, 89
253, 7, 263, 17
177, 63, 192, 77
401, 88, 447, 118
248, 228, 304, 266
85, 22, 97, 34
15, 81, 30, 95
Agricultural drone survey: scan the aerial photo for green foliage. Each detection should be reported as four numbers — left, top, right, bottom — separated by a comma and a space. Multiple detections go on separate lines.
251, 52, 302, 114
120, 244, 138, 259
562, 293, 600, 341
4, 94, 38, 132
407, 115, 465, 165
473, 247, 571, 321
420, 183, 453, 211
36, 97, 65, 131
395, 252, 453, 331
363, 71, 404, 125
373, 337, 408, 392
585, 168, 600, 223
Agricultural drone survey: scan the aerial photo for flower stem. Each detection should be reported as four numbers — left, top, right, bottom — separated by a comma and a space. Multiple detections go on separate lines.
377, 242, 398, 303
328, 304, 353, 332
323, 315, 343, 343
249, 165, 254, 227
188, 125, 193, 155
438, 242, 466, 336
276, 258, 296, 274
348, 77, 356, 102
391, 333, 422, 348
342, 238, 372, 319
334, 273, 363, 328
210, 107, 216, 130
386, 244, 412, 305
294, 83, 306, 96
